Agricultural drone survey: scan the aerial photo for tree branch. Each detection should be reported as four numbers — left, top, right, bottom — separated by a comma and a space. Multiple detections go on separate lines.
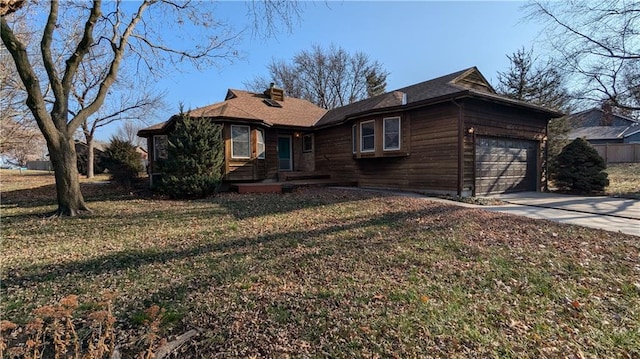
68, 0, 152, 133
534, 2, 640, 60
1, 17, 58, 143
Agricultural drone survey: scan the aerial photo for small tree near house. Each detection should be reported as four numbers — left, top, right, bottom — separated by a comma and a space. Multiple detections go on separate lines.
553, 138, 609, 194
103, 138, 144, 190
156, 113, 224, 199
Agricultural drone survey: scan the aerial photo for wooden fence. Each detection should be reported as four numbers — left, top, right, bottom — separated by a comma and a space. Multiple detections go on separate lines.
592, 143, 640, 163
26, 160, 53, 171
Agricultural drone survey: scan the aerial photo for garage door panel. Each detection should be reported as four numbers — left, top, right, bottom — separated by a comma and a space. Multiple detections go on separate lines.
476, 153, 529, 162
476, 136, 537, 195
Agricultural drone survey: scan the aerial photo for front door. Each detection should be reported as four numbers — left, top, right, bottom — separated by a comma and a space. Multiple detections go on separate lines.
278, 135, 292, 171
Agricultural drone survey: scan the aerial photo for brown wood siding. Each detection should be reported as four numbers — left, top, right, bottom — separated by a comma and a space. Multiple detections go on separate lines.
264, 128, 279, 179
146, 137, 154, 174
315, 125, 356, 181
292, 134, 315, 172
316, 99, 549, 195
401, 104, 459, 192
296, 133, 315, 172
224, 124, 277, 181
462, 99, 548, 194
463, 134, 475, 192
315, 103, 460, 193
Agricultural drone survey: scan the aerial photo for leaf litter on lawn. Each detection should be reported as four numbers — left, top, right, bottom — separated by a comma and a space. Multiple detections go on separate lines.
1, 179, 638, 357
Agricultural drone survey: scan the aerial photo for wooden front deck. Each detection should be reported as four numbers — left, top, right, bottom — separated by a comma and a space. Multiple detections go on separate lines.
231, 178, 357, 194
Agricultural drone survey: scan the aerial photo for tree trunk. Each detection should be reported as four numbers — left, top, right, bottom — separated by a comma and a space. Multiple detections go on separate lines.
48, 135, 90, 216
87, 135, 95, 179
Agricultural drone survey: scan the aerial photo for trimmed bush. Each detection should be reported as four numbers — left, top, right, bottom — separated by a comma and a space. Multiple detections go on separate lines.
155, 114, 224, 199
553, 138, 609, 194
103, 138, 143, 189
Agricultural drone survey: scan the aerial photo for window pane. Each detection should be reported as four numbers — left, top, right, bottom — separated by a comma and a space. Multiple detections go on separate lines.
361, 121, 375, 152
362, 122, 375, 136
257, 129, 265, 159
303, 134, 313, 152
383, 117, 400, 150
362, 135, 375, 150
385, 133, 399, 149
154, 135, 168, 160
231, 126, 250, 158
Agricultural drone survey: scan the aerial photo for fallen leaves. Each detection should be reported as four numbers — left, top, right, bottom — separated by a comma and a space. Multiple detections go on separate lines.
1, 173, 639, 357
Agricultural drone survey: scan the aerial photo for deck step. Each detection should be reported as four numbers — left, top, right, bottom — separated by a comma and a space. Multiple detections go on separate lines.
232, 183, 282, 194
278, 171, 331, 181
230, 179, 357, 194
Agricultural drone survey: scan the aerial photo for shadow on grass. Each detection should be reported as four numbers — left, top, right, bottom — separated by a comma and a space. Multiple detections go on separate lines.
212, 189, 396, 220
1, 203, 463, 291
1, 181, 137, 209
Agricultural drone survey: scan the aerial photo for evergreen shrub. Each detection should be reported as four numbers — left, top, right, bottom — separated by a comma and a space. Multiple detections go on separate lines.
553, 138, 608, 194
156, 114, 224, 199
104, 138, 143, 189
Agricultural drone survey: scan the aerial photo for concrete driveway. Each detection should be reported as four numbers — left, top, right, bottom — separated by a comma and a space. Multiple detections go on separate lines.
484, 192, 639, 237
337, 187, 639, 237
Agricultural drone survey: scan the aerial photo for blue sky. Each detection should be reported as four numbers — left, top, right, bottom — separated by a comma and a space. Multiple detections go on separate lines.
103, 1, 544, 140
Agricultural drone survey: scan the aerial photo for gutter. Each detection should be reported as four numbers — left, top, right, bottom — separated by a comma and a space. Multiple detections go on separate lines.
313, 90, 563, 130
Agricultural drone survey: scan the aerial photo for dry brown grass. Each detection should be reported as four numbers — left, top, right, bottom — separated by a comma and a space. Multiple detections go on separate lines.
1, 170, 639, 357
606, 163, 640, 199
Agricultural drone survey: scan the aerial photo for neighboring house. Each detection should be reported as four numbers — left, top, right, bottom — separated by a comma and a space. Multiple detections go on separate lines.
138, 67, 562, 196
75, 140, 107, 175
568, 126, 640, 145
135, 146, 148, 169
567, 108, 640, 144
567, 107, 637, 128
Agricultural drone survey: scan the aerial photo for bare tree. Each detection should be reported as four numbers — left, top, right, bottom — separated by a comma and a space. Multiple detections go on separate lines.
527, 1, 640, 114
72, 55, 164, 178
0, 18, 46, 165
1, 0, 299, 216
245, 44, 389, 109
115, 121, 146, 148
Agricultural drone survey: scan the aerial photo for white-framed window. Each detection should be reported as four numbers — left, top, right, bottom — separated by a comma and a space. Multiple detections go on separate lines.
256, 128, 265, 159
302, 134, 313, 153
231, 125, 250, 159
383, 117, 401, 150
360, 120, 375, 152
153, 135, 168, 160
352, 124, 357, 154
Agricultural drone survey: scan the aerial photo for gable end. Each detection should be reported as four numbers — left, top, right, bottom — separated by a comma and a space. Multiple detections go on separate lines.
451, 67, 495, 94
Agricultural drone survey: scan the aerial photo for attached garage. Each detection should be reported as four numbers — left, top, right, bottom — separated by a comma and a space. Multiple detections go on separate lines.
475, 137, 537, 195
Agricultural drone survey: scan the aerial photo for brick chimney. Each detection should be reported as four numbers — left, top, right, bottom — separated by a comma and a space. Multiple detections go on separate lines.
264, 83, 285, 101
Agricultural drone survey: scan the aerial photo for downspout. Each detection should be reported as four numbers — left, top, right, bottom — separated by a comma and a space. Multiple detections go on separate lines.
544, 121, 549, 192
451, 99, 464, 197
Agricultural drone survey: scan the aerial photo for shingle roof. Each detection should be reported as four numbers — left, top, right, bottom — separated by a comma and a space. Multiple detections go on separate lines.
138, 89, 327, 137
396, 68, 480, 101
569, 125, 640, 140
139, 67, 562, 137
315, 67, 520, 127
314, 91, 408, 127
188, 89, 326, 127
567, 108, 639, 128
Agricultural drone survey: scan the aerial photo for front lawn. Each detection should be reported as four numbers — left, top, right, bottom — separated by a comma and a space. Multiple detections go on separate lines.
1, 171, 638, 357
